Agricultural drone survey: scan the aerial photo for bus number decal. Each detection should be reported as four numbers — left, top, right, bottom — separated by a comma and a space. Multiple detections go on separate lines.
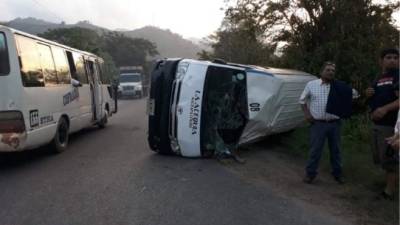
40, 115, 54, 125
29, 110, 39, 128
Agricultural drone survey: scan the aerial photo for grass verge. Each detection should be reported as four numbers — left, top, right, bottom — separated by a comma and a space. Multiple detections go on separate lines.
280, 114, 399, 225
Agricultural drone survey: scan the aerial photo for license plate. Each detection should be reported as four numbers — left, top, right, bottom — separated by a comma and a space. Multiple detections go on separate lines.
147, 98, 155, 116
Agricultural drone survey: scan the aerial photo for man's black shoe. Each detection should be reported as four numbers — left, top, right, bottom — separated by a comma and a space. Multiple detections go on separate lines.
334, 176, 345, 184
232, 153, 246, 164
381, 191, 394, 200
303, 176, 315, 184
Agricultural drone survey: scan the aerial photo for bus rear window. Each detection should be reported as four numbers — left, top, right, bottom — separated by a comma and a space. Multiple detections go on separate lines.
0, 32, 10, 75
15, 35, 44, 87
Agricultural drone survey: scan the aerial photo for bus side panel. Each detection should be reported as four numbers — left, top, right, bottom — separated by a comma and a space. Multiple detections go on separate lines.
22, 85, 80, 147
239, 73, 281, 144
76, 83, 93, 129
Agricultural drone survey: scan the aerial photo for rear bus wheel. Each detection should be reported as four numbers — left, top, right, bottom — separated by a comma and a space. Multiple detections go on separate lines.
51, 117, 69, 153
98, 109, 109, 129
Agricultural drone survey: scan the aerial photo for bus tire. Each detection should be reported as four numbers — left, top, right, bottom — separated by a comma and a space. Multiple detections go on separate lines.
98, 110, 108, 129
51, 117, 69, 153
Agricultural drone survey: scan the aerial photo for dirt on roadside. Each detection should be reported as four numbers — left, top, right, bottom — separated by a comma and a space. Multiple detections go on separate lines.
221, 140, 399, 225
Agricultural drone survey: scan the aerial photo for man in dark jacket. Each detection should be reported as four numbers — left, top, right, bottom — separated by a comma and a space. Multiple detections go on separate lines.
366, 48, 399, 199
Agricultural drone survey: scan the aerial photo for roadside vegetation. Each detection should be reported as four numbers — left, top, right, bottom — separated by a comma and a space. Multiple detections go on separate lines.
39, 27, 159, 83
200, 0, 399, 93
202, 0, 399, 224
281, 114, 399, 224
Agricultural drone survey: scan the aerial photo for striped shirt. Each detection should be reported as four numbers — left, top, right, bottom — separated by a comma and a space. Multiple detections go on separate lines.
299, 79, 340, 120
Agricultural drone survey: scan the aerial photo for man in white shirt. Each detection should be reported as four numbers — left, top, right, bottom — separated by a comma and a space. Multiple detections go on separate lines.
299, 62, 344, 184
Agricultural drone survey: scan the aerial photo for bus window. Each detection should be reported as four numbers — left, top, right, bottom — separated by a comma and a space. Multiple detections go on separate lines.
52, 47, 71, 84
38, 44, 58, 85
0, 32, 10, 75
15, 35, 44, 87
72, 53, 88, 84
96, 62, 104, 84
86, 60, 95, 83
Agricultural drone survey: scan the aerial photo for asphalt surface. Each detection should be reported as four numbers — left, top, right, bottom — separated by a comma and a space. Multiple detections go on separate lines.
0, 99, 351, 225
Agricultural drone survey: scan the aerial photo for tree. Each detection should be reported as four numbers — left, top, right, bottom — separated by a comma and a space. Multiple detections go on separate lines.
222, 0, 399, 92
102, 32, 158, 67
101, 32, 158, 85
40, 27, 117, 82
199, 28, 277, 65
40, 27, 104, 53
40, 28, 159, 83
199, 5, 277, 65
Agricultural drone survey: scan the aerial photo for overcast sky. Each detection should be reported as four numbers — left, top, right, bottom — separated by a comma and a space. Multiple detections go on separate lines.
0, 0, 227, 38
1, 0, 398, 39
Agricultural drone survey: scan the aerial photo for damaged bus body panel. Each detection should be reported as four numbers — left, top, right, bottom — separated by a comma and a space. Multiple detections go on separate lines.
240, 68, 316, 144
147, 59, 316, 158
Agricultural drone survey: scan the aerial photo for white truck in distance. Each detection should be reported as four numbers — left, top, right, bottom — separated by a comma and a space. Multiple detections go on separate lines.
118, 73, 143, 98
118, 66, 144, 98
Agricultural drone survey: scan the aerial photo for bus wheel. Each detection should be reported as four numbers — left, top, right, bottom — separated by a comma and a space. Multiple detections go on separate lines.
98, 110, 108, 129
51, 117, 69, 153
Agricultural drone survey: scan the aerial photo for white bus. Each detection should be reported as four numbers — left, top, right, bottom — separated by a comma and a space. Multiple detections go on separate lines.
148, 59, 316, 157
0, 25, 116, 153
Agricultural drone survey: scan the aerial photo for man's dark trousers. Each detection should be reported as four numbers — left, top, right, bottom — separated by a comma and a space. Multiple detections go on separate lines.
306, 120, 342, 178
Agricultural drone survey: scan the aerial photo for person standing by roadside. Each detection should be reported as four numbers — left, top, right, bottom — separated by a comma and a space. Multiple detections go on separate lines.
366, 48, 399, 199
299, 62, 353, 184
382, 110, 400, 200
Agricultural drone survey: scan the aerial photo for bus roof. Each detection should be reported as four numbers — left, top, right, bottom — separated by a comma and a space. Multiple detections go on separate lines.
224, 62, 313, 77
181, 59, 314, 77
120, 73, 141, 76
0, 25, 103, 62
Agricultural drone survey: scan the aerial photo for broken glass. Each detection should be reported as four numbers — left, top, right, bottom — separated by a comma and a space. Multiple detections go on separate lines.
201, 66, 248, 157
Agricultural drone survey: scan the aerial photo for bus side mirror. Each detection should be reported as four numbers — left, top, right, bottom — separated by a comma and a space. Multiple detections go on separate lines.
72, 79, 82, 87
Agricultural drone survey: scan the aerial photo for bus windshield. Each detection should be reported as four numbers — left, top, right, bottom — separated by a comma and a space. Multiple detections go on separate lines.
201, 66, 248, 156
0, 32, 10, 75
119, 74, 141, 83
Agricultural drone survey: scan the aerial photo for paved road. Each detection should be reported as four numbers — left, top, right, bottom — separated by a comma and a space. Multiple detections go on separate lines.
0, 99, 351, 225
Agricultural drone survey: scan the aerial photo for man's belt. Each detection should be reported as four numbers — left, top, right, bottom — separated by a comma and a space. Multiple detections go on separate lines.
314, 119, 340, 123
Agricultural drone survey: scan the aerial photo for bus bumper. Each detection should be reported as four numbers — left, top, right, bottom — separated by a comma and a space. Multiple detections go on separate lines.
0, 132, 27, 152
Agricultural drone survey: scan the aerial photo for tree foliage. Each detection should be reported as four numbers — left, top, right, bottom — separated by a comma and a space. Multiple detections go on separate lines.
102, 32, 158, 67
40, 27, 158, 82
199, 3, 278, 65
205, 0, 399, 91
199, 28, 277, 65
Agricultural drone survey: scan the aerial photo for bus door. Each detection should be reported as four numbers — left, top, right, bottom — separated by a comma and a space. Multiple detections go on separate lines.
94, 61, 104, 114
85, 60, 101, 121
66, 51, 92, 128
92, 60, 104, 120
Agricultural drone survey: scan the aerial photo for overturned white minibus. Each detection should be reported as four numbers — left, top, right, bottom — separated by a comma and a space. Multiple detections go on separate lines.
147, 59, 316, 157
0, 25, 116, 153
